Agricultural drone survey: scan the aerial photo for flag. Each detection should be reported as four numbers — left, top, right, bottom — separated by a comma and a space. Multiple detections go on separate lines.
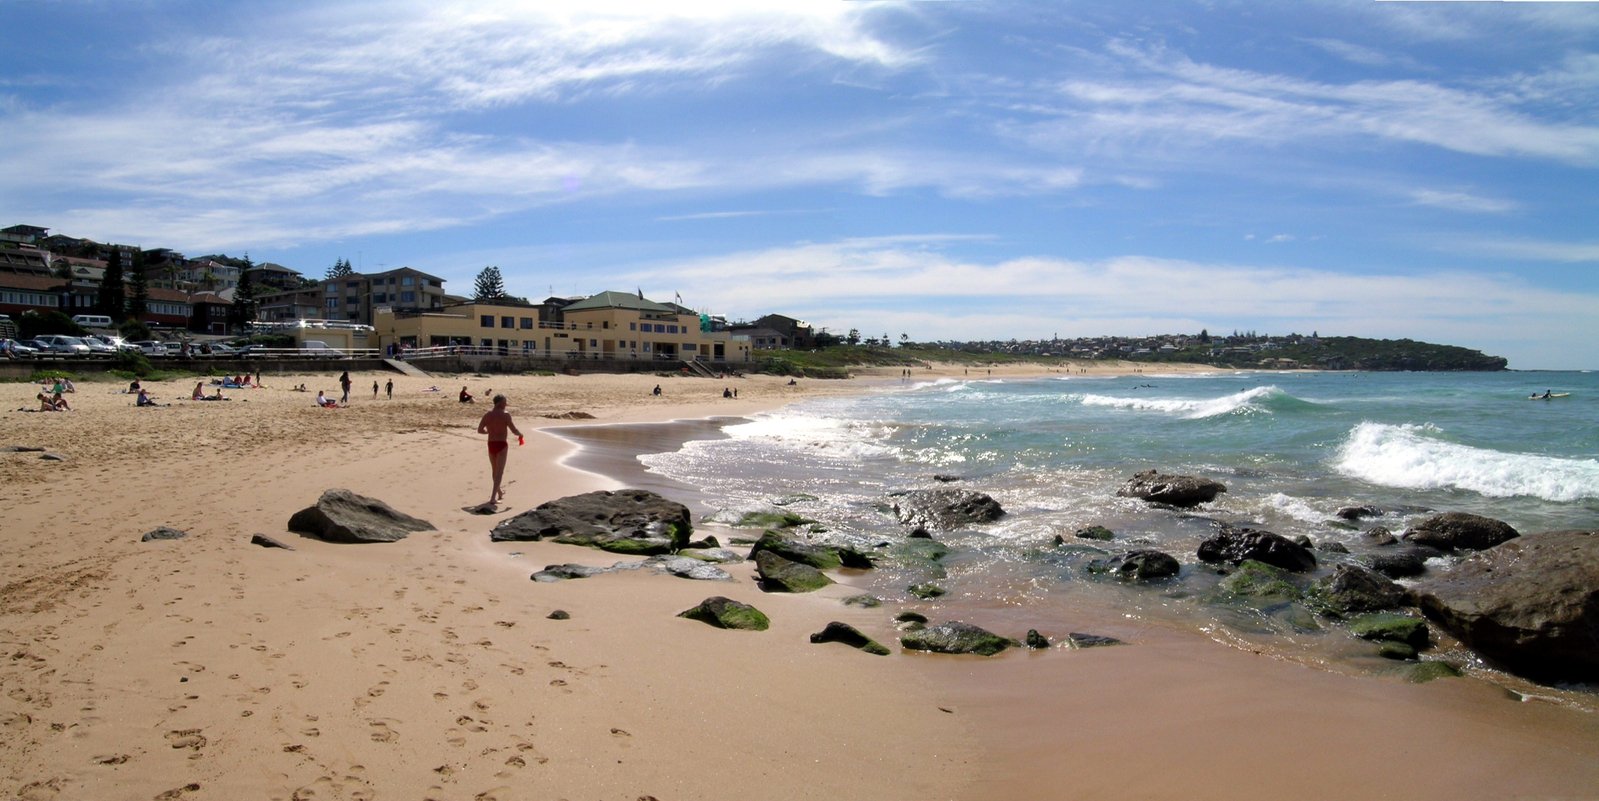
637, 287, 643, 299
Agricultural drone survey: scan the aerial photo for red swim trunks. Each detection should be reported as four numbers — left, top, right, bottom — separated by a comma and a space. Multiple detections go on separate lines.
488, 440, 509, 457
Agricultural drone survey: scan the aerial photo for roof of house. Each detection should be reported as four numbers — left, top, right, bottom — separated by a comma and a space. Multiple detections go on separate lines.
563, 290, 675, 314
0, 273, 66, 291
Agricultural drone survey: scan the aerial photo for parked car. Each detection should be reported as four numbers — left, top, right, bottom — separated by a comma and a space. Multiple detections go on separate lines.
2, 338, 39, 359
300, 340, 345, 359
202, 342, 238, 357
132, 340, 168, 357
30, 335, 92, 356
80, 337, 117, 356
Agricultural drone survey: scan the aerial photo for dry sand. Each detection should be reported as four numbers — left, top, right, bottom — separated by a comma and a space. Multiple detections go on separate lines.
2, 361, 1597, 801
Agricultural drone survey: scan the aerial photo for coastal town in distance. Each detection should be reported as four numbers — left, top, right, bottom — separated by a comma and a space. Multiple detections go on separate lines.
1, 222, 1507, 373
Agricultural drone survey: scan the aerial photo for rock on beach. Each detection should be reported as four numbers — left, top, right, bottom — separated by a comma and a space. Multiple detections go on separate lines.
287, 489, 435, 543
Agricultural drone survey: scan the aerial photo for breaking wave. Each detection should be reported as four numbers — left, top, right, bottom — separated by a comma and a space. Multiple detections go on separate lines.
1334, 422, 1599, 502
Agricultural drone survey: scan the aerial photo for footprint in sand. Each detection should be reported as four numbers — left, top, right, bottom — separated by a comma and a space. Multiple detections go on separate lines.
367, 720, 398, 743
165, 729, 207, 750
153, 782, 201, 800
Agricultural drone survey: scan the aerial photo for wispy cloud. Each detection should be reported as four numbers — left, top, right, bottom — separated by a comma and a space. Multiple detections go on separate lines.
1452, 238, 1599, 263
1408, 189, 1517, 214
1014, 41, 1599, 167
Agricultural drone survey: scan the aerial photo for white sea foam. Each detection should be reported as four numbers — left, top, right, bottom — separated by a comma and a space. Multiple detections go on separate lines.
722, 411, 898, 460
1335, 422, 1599, 502
1077, 386, 1282, 419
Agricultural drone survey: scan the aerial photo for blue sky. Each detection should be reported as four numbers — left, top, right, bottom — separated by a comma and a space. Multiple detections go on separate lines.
3, 1, 1597, 369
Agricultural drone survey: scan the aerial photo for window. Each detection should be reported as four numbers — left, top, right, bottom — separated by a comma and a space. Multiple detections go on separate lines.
668, 324, 678, 334
325, 283, 338, 294
402, 276, 415, 286
500, 316, 513, 329
346, 281, 359, 289
629, 322, 636, 331
325, 298, 339, 310
401, 291, 416, 303
480, 315, 494, 328
520, 317, 533, 329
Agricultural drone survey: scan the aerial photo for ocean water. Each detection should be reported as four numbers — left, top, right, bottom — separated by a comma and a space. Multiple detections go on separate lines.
629, 370, 1599, 685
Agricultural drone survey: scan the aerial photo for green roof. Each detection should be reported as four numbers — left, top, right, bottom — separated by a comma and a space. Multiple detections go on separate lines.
564, 290, 675, 313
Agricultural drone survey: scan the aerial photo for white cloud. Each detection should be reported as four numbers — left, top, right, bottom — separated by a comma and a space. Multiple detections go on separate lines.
1016, 42, 1599, 167
1408, 189, 1517, 214
609, 237, 1597, 363
1452, 238, 1599, 263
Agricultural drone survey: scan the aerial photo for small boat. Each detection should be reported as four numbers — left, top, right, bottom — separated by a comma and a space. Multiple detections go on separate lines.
1528, 392, 1571, 400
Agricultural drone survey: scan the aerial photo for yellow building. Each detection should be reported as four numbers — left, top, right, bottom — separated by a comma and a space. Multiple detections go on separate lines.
373, 291, 750, 365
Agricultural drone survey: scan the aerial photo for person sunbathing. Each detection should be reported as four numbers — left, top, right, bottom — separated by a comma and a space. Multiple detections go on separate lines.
37, 392, 58, 411
50, 392, 71, 411
316, 390, 339, 408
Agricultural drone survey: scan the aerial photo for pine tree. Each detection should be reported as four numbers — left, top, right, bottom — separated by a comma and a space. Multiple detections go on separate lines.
231, 255, 257, 332
97, 246, 126, 320
327, 258, 354, 279
474, 266, 508, 301
127, 249, 150, 319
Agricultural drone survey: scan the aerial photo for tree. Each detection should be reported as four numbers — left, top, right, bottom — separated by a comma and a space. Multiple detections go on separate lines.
127, 249, 149, 320
327, 258, 354, 279
474, 266, 508, 301
231, 255, 257, 332
1198, 328, 1211, 344
97, 247, 126, 321
900, 333, 910, 347
846, 328, 861, 346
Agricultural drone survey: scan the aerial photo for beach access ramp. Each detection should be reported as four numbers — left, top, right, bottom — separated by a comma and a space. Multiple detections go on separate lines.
384, 358, 431, 378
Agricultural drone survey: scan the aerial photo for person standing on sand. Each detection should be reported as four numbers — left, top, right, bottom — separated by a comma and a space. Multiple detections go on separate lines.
339, 371, 352, 404
477, 394, 523, 505
373, 380, 379, 399
385, 379, 393, 399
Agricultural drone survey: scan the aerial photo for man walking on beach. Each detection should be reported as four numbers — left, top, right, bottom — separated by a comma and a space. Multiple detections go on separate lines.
477, 394, 523, 506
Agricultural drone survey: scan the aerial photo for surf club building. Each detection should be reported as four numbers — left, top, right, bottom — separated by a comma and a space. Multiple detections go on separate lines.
373, 290, 751, 365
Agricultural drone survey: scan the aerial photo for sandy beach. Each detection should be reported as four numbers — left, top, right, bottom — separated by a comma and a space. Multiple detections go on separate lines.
3, 361, 1597, 801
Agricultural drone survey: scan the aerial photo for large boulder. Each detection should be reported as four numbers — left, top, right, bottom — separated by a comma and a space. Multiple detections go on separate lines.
754, 551, 833, 593
490, 489, 691, 555
1197, 525, 1317, 573
288, 489, 435, 543
1402, 512, 1519, 553
1412, 531, 1599, 683
1116, 470, 1226, 508
900, 621, 1016, 656
889, 489, 1005, 532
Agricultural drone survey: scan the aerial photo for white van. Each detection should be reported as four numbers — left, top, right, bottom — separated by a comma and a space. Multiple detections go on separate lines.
72, 314, 114, 328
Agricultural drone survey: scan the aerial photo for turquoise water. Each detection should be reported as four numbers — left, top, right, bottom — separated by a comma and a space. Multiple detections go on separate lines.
637, 369, 1598, 686
647, 370, 1599, 542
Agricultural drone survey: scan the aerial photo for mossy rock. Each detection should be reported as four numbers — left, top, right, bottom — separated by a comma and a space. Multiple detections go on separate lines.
1377, 641, 1418, 661
810, 622, 890, 656
734, 510, 817, 529
754, 551, 833, 593
842, 594, 882, 608
1349, 612, 1430, 648
900, 621, 1016, 656
677, 596, 770, 631
893, 538, 951, 562
1216, 560, 1304, 604
894, 611, 929, 624
908, 582, 947, 600
1406, 661, 1463, 683
1074, 525, 1116, 542
748, 530, 842, 569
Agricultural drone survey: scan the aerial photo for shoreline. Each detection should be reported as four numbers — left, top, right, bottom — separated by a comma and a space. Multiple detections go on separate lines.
4, 364, 1598, 800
